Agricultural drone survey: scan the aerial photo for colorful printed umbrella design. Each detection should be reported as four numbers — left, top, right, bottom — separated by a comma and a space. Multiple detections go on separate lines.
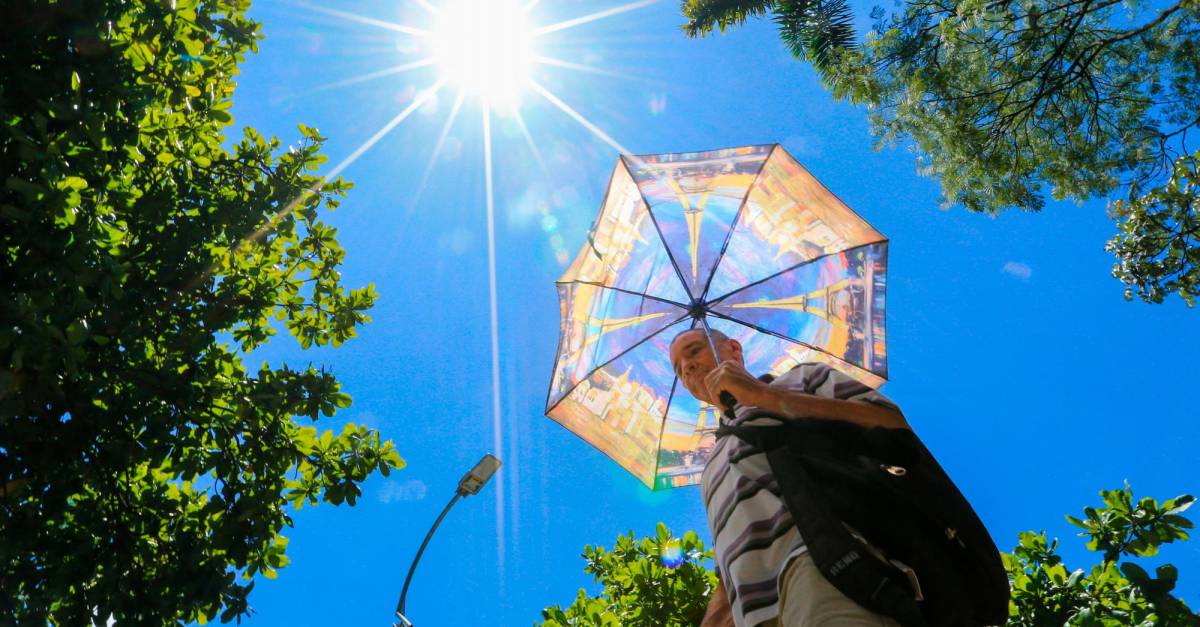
545, 144, 889, 490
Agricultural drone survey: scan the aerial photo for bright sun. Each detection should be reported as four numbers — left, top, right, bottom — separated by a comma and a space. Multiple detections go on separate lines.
434, 0, 534, 103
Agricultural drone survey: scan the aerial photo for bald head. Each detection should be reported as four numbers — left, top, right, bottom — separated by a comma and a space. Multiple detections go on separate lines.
670, 327, 729, 349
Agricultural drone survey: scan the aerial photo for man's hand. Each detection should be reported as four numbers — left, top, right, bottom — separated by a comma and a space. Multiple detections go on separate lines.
704, 360, 910, 430
700, 579, 733, 627
703, 360, 770, 408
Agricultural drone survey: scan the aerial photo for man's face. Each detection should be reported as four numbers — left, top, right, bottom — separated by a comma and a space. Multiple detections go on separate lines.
669, 329, 741, 404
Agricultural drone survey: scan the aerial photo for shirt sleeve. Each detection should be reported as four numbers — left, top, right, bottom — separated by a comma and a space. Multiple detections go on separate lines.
789, 362, 899, 410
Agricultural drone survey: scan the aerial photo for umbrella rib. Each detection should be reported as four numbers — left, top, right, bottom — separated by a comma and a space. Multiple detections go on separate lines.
543, 282, 572, 419
618, 155, 696, 302
698, 144, 778, 302
704, 239, 888, 306
651, 377, 680, 490
555, 279, 690, 308
544, 312, 691, 416
545, 158, 639, 417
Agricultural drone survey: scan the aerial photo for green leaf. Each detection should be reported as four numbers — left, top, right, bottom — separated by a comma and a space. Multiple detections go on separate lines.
65, 321, 88, 345
57, 176, 88, 192
1164, 495, 1195, 516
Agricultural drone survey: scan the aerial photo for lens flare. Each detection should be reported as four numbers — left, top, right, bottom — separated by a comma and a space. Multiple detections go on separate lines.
660, 539, 685, 569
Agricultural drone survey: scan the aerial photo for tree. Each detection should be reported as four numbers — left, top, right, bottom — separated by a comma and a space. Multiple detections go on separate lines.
537, 523, 720, 626
682, 0, 1200, 305
0, 1, 401, 623
1005, 484, 1198, 625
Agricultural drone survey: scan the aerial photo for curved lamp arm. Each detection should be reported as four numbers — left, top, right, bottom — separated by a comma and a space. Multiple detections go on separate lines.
393, 454, 501, 626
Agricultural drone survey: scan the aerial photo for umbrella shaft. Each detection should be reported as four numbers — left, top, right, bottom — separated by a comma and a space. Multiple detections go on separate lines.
696, 316, 738, 416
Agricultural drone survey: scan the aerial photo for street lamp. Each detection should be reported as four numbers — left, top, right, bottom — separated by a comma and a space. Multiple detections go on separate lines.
393, 453, 502, 626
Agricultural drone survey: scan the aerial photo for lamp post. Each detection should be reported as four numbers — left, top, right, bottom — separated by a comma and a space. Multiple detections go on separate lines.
393, 453, 501, 627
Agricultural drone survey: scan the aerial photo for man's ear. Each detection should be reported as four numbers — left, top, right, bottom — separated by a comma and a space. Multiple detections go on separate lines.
728, 339, 744, 360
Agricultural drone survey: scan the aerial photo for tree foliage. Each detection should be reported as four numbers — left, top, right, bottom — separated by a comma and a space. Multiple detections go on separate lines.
1106, 150, 1200, 305
0, 0, 401, 623
682, 0, 858, 80
537, 523, 720, 627
682, 0, 775, 35
682, 0, 1200, 305
1005, 484, 1198, 625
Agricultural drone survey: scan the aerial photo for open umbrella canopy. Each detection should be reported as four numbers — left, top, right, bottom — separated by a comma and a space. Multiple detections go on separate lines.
545, 144, 889, 489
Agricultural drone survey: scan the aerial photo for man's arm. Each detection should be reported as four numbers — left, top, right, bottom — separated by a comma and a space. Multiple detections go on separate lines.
700, 578, 733, 627
754, 384, 910, 430
703, 361, 911, 431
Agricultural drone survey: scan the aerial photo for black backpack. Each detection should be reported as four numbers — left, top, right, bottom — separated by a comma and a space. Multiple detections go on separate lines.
717, 415, 1010, 627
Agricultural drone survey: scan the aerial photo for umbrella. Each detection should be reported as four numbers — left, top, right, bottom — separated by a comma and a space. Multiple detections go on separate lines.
545, 144, 888, 490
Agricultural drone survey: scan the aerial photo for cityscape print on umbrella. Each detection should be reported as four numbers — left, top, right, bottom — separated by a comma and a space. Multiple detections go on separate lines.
546, 144, 889, 490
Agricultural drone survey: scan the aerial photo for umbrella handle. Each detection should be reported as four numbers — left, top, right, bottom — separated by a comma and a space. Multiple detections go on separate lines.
719, 391, 737, 419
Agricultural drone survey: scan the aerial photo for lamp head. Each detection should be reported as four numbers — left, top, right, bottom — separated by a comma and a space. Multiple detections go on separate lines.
457, 453, 501, 496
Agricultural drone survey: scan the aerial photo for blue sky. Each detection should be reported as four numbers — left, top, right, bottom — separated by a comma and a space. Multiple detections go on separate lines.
230, 0, 1200, 624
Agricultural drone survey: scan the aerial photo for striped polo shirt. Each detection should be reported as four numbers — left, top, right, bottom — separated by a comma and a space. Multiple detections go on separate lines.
700, 362, 899, 627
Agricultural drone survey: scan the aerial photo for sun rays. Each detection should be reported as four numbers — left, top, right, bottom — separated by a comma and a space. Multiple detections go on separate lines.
301, 58, 436, 96
528, 79, 635, 157
296, 2, 433, 37
279, 0, 667, 576
532, 0, 664, 36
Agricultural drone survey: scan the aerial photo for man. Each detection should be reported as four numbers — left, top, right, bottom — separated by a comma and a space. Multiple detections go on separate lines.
669, 328, 909, 627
